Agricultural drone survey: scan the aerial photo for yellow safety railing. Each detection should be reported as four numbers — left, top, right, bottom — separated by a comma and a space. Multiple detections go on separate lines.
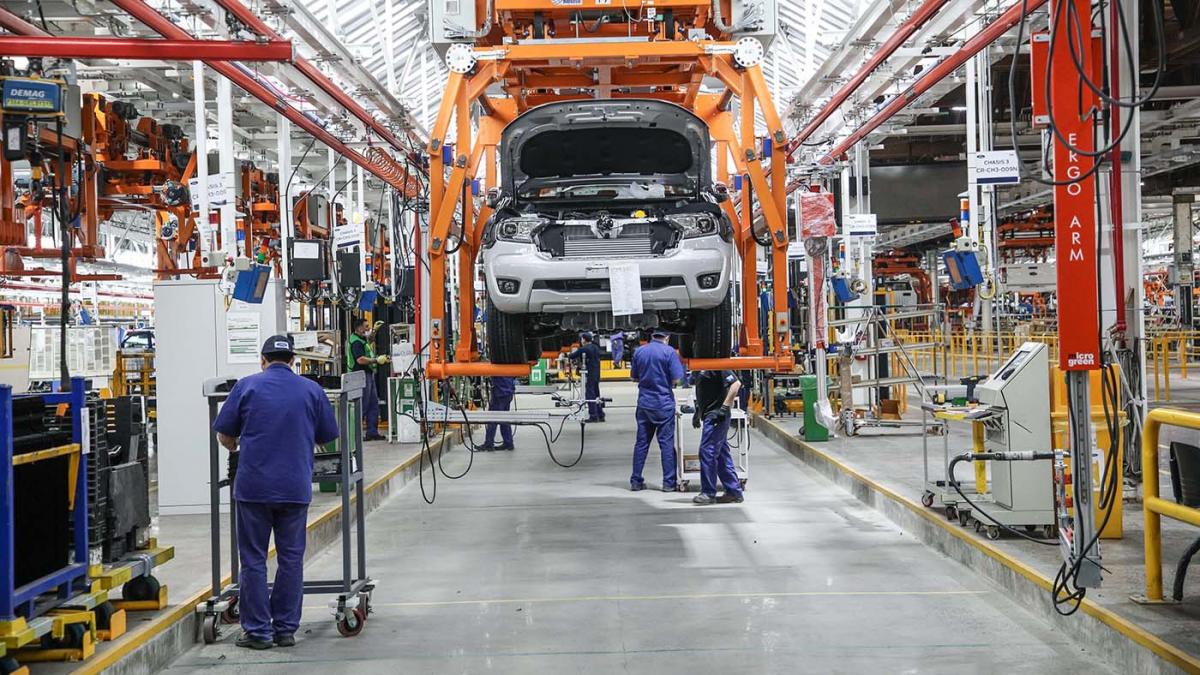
1140, 407, 1200, 602
1147, 330, 1200, 401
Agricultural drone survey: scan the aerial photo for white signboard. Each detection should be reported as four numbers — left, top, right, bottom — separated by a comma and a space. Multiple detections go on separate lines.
608, 263, 644, 317
970, 150, 1021, 185
188, 172, 233, 210
843, 213, 878, 238
333, 220, 361, 249
226, 312, 261, 364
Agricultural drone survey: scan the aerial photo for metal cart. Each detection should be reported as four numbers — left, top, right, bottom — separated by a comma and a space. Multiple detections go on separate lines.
920, 402, 988, 526
674, 402, 749, 492
198, 371, 374, 643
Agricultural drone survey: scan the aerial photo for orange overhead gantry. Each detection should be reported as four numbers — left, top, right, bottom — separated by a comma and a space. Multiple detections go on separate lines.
422, 1, 796, 379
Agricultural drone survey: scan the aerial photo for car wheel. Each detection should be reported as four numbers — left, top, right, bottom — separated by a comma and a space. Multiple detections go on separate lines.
524, 337, 543, 362
692, 293, 732, 358
487, 297, 528, 364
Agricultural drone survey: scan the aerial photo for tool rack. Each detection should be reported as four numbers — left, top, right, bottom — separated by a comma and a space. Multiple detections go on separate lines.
0, 378, 107, 668
199, 370, 375, 643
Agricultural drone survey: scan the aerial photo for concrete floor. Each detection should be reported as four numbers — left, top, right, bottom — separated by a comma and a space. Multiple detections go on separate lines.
163, 383, 1110, 674
763, 399, 1200, 663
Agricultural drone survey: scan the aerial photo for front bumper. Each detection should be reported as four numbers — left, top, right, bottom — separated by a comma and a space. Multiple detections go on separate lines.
482, 236, 732, 315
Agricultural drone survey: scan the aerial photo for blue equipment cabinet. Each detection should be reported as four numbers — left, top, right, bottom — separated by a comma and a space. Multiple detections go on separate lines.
0, 378, 90, 634
942, 249, 985, 290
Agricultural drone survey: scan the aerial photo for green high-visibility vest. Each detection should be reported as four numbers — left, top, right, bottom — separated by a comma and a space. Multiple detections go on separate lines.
346, 333, 375, 371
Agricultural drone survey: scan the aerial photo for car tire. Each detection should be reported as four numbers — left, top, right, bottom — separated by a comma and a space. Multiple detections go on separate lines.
524, 337, 544, 362
487, 297, 528, 364
693, 293, 732, 359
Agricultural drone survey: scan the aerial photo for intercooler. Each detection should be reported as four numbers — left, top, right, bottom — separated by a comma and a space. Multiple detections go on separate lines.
560, 223, 654, 259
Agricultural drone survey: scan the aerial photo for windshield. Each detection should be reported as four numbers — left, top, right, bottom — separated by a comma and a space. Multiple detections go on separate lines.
518, 179, 693, 201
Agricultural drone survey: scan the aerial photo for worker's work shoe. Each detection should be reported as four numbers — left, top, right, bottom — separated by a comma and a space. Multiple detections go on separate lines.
692, 493, 717, 505
475, 444, 497, 452
717, 492, 745, 504
497, 444, 515, 451
236, 635, 274, 650
661, 484, 678, 492
365, 434, 386, 442
273, 634, 296, 647
630, 482, 646, 492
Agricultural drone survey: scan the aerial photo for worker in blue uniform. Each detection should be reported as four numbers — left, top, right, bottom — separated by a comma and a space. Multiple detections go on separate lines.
629, 328, 685, 491
347, 319, 388, 441
691, 370, 745, 505
481, 375, 516, 451
213, 335, 339, 650
569, 332, 605, 422
610, 331, 625, 369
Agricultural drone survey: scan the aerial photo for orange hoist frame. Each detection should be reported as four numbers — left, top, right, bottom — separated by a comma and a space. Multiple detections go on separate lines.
423, 2, 795, 378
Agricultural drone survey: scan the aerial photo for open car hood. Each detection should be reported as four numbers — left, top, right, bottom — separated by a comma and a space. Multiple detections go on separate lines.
500, 100, 710, 196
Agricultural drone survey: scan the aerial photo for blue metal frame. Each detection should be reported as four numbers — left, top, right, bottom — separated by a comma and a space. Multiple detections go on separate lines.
0, 377, 90, 622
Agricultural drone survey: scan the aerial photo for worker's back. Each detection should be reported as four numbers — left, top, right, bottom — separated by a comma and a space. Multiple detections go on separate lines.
631, 340, 684, 410
215, 364, 339, 504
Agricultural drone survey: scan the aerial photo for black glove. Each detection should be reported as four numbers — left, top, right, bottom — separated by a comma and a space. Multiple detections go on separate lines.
227, 450, 239, 482
692, 411, 702, 429
703, 405, 730, 425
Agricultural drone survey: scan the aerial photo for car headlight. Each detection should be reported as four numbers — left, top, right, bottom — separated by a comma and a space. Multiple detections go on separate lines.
669, 213, 719, 238
496, 216, 545, 242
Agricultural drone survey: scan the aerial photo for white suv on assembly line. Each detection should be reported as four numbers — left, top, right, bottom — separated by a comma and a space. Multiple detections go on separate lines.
480, 99, 734, 364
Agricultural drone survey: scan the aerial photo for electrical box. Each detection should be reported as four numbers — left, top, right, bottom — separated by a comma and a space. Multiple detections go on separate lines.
289, 238, 327, 284
942, 249, 984, 290
336, 250, 362, 289
731, 0, 777, 49
831, 276, 859, 303
428, 0, 477, 54
232, 264, 272, 304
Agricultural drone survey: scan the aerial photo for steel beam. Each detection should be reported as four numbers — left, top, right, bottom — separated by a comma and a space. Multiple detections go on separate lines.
107, 0, 404, 190
812, 0, 1049, 170
0, 36, 293, 61
208, 0, 413, 157
787, 0, 953, 155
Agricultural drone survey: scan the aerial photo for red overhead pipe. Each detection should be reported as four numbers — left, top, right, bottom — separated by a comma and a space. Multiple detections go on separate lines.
786, 0, 954, 158
207, 0, 412, 157
815, 0, 1048, 166
107, 0, 402, 188
796, 0, 1049, 183
0, 36, 294, 61
0, 6, 50, 36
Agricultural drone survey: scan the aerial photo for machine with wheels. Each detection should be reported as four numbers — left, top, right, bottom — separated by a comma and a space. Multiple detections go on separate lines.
197, 371, 375, 643
921, 342, 1057, 538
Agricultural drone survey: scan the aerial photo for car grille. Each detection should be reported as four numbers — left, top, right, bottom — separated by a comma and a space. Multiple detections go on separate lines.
533, 276, 684, 292
560, 223, 654, 259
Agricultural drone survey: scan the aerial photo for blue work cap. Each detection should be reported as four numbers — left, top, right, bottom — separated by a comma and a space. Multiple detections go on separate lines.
261, 334, 295, 356
651, 328, 670, 338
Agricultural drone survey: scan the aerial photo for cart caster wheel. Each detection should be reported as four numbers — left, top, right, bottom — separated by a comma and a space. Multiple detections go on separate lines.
0, 656, 21, 675
202, 615, 220, 644
123, 574, 161, 602
985, 525, 1001, 541
1043, 524, 1057, 539
93, 600, 118, 630
1024, 525, 1037, 533
945, 505, 958, 522
337, 607, 366, 637
958, 510, 971, 527
921, 492, 935, 508
42, 622, 86, 649
974, 520, 983, 533
739, 479, 747, 488
221, 596, 240, 624
358, 592, 373, 616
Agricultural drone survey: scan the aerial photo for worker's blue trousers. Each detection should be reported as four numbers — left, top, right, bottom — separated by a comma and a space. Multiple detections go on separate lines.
585, 377, 604, 421
362, 373, 380, 437
632, 407, 677, 488
699, 416, 742, 497
237, 501, 308, 640
484, 393, 514, 447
